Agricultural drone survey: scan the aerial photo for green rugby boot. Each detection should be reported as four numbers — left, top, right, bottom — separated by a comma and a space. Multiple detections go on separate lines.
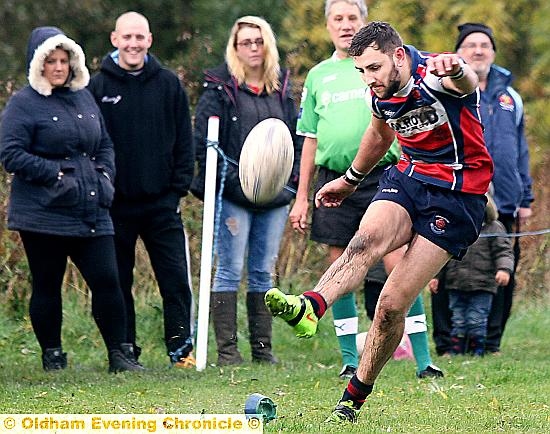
264, 288, 318, 338
324, 400, 359, 424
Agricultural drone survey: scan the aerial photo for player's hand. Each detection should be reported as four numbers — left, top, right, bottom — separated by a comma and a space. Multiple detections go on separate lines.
289, 197, 309, 234
428, 278, 439, 294
314, 176, 357, 208
426, 53, 462, 77
495, 270, 511, 287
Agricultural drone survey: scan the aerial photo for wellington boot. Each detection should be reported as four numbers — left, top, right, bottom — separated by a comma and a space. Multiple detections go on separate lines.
247, 292, 278, 364
211, 292, 243, 365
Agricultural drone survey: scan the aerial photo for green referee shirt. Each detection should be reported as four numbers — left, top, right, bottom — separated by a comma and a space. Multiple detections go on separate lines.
297, 54, 399, 173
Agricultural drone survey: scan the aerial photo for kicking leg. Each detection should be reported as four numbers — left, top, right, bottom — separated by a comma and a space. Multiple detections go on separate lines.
266, 201, 413, 337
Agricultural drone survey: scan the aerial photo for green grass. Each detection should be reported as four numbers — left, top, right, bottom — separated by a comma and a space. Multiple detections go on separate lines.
1, 290, 549, 433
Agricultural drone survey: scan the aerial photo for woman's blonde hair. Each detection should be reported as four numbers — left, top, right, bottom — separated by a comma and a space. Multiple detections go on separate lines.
225, 16, 280, 94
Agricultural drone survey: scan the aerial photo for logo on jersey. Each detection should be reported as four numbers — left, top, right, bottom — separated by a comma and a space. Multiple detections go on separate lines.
411, 89, 422, 100
381, 188, 399, 194
430, 215, 450, 235
101, 95, 122, 104
322, 74, 337, 84
387, 106, 442, 137
498, 94, 514, 112
319, 88, 366, 109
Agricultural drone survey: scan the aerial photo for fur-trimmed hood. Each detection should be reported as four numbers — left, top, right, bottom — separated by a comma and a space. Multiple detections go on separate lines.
27, 26, 90, 96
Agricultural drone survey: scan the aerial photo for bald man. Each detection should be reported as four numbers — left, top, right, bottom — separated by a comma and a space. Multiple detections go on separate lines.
88, 11, 196, 368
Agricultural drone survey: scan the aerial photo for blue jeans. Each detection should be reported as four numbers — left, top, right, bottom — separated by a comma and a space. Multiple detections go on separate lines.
449, 290, 493, 338
213, 199, 288, 293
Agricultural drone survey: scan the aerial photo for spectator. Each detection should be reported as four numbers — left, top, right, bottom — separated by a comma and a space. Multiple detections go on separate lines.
88, 12, 195, 368
191, 16, 302, 366
0, 26, 143, 373
429, 190, 514, 356
291, 0, 440, 379
431, 23, 535, 355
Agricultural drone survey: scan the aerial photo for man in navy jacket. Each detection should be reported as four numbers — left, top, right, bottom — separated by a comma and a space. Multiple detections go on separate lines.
431, 23, 534, 355
88, 11, 195, 367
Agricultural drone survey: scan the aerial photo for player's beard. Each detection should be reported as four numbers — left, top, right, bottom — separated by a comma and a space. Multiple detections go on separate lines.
380, 62, 402, 99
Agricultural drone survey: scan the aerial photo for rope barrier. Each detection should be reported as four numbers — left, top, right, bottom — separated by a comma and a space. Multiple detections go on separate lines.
479, 228, 550, 238
205, 140, 229, 259
204, 141, 297, 258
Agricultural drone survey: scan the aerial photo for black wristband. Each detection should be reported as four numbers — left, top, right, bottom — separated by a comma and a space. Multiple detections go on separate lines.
344, 165, 367, 186
342, 174, 361, 186
448, 66, 465, 80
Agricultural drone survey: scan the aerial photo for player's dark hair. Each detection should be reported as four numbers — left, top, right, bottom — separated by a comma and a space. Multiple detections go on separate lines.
348, 21, 403, 56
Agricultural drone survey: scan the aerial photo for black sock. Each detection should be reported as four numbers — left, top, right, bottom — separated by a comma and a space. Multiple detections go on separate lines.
341, 375, 373, 410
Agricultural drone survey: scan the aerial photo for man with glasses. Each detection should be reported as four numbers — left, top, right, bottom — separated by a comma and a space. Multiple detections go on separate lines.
431, 23, 534, 356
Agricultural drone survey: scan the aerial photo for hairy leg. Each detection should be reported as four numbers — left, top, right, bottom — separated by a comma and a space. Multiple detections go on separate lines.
315, 201, 413, 306
357, 235, 451, 383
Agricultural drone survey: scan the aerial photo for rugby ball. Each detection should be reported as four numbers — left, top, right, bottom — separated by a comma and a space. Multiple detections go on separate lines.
239, 118, 294, 205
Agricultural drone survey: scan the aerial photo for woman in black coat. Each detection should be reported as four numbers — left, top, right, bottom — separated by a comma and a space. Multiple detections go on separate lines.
192, 16, 302, 366
0, 26, 143, 373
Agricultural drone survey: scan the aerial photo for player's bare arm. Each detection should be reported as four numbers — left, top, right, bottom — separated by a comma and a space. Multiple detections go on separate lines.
352, 116, 395, 174
426, 53, 478, 95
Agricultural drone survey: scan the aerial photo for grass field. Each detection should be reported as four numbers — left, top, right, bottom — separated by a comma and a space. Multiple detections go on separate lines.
1, 290, 549, 433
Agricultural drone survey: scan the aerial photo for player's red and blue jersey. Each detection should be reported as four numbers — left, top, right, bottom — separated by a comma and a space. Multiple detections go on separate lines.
369, 45, 493, 194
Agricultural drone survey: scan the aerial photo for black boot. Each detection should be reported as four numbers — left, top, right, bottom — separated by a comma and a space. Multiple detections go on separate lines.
42, 347, 67, 371
247, 292, 278, 364
211, 292, 243, 366
108, 344, 146, 373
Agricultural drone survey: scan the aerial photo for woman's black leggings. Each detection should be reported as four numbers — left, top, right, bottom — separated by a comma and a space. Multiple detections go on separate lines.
19, 231, 127, 352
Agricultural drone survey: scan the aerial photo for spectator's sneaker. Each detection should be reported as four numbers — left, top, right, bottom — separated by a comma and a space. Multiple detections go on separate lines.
108, 347, 146, 373
324, 400, 359, 424
417, 364, 444, 378
169, 339, 194, 368
174, 352, 196, 369
264, 288, 318, 338
120, 343, 144, 368
339, 365, 357, 379
42, 348, 67, 371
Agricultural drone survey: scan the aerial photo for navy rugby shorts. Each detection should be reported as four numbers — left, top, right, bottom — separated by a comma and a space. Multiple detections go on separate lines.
372, 166, 486, 259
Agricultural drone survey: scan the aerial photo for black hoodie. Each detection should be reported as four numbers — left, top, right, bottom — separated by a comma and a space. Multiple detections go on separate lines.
88, 53, 194, 201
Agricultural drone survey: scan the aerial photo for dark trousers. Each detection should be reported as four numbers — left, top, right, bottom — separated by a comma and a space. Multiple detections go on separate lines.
111, 194, 193, 354
485, 214, 518, 351
430, 276, 453, 355
20, 231, 126, 352
431, 213, 519, 354
363, 261, 386, 321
